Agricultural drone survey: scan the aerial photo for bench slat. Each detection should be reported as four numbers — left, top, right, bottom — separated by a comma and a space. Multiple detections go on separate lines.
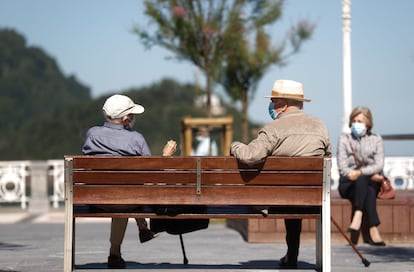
73, 205, 321, 219
68, 156, 326, 171
71, 156, 197, 170
73, 185, 322, 206
72, 171, 323, 185
73, 213, 319, 219
200, 156, 324, 170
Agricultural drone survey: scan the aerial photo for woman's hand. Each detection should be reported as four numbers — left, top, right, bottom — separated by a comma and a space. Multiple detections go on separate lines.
162, 140, 177, 156
370, 173, 385, 182
347, 169, 362, 181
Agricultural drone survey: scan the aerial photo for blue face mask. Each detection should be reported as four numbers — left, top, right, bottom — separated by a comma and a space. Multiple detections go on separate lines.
351, 122, 367, 137
268, 102, 279, 120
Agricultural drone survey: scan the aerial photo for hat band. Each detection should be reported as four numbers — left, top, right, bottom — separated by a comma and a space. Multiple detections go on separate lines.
271, 90, 304, 99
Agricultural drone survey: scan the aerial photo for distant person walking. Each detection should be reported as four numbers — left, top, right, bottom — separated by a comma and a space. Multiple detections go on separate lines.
192, 126, 218, 156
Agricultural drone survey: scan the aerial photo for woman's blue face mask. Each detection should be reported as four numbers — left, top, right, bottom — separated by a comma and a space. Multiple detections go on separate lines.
351, 122, 367, 137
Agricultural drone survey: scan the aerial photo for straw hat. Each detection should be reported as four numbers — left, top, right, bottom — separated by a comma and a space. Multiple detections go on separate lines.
264, 79, 311, 102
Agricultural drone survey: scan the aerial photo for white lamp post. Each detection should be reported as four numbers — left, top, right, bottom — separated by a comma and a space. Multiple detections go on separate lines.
342, 0, 352, 133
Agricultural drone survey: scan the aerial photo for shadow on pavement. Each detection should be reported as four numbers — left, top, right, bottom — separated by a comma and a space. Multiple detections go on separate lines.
76, 259, 317, 270
0, 241, 27, 250
359, 245, 414, 264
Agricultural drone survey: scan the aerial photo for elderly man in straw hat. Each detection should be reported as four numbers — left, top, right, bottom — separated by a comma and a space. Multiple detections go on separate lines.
82, 94, 177, 268
231, 79, 331, 268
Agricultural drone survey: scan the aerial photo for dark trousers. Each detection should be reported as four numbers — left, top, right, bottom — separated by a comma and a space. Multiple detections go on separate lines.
338, 175, 381, 227
285, 218, 302, 259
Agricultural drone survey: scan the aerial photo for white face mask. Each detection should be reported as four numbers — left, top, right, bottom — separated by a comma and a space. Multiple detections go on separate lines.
351, 122, 366, 137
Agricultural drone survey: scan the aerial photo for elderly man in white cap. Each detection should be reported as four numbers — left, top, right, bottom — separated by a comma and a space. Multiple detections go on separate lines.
231, 79, 331, 268
82, 94, 177, 268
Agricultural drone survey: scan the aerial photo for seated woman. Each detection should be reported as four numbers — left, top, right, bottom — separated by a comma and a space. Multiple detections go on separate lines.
337, 106, 386, 246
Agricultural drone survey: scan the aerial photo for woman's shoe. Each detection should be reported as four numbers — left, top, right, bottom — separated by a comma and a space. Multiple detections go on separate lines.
369, 240, 386, 246
348, 228, 359, 245
368, 226, 385, 246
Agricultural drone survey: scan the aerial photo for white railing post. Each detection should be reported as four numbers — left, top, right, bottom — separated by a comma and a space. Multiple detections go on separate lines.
48, 160, 64, 208
28, 161, 49, 214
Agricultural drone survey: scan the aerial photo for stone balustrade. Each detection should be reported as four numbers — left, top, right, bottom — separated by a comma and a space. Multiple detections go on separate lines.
0, 160, 64, 211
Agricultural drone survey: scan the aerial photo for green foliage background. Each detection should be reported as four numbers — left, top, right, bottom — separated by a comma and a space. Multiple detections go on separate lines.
0, 29, 258, 160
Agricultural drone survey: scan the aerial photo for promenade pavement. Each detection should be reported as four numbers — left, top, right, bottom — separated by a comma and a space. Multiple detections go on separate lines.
0, 208, 413, 272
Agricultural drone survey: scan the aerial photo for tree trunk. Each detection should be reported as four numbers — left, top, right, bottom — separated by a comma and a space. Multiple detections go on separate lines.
206, 72, 212, 117
241, 88, 248, 143
202, 34, 212, 117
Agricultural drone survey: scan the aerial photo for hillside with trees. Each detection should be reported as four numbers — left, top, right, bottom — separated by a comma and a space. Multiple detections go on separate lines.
0, 28, 254, 160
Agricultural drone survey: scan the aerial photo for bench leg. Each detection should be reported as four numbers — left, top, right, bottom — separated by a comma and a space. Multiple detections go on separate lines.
317, 158, 332, 272
316, 214, 331, 272
64, 157, 74, 272
316, 218, 322, 270
64, 213, 74, 271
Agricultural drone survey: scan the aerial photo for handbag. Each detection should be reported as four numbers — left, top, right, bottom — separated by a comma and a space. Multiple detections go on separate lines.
346, 135, 395, 200
377, 176, 395, 200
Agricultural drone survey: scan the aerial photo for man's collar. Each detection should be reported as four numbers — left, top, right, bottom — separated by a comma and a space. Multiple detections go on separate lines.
279, 109, 304, 118
104, 122, 125, 130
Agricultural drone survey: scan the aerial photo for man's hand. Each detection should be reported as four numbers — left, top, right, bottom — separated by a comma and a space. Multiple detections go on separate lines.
162, 140, 177, 156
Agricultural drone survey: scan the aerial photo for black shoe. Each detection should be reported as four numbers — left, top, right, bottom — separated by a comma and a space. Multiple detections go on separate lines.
139, 229, 159, 243
279, 255, 297, 268
348, 228, 360, 245
108, 255, 125, 269
369, 240, 386, 246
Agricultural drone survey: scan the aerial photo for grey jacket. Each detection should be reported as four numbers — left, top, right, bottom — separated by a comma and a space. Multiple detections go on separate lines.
336, 132, 384, 176
231, 110, 332, 166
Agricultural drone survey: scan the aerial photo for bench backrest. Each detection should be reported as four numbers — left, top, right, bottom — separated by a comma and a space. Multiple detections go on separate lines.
65, 156, 331, 207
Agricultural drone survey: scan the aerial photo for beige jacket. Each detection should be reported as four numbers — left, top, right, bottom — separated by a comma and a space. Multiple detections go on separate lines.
231, 110, 332, 166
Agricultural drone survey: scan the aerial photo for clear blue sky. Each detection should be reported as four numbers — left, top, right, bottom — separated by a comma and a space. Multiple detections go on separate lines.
1, 0, 413, 156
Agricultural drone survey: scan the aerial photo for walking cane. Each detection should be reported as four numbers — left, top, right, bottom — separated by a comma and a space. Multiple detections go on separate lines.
179, 234, 189, 264
331, 216, 370, 267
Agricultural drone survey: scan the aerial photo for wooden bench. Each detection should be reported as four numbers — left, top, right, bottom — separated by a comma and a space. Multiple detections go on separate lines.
64, 155, 332, 271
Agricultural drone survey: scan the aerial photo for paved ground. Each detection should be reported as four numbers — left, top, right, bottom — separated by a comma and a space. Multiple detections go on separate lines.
0, 208, 413, 272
